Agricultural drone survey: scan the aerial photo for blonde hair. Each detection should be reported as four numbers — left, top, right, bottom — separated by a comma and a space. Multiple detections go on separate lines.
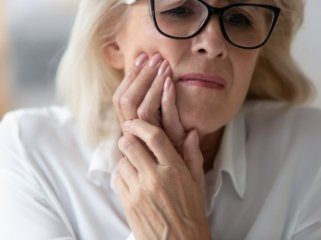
249, 0, 315, 102
57, 0, 315, 145
0, 1, 11, 118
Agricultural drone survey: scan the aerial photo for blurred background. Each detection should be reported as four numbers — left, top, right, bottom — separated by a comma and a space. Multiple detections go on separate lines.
0, 0, 320, 118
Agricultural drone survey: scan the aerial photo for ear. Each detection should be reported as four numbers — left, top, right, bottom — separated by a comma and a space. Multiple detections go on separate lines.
104, 40, 125, 70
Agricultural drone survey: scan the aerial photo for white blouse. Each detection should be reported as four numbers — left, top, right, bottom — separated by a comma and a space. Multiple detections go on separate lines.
1, 101, 321, 240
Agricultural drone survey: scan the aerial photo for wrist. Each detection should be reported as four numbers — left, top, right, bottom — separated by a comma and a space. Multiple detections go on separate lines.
198, 217, 212, 240
186, 219, 212, 240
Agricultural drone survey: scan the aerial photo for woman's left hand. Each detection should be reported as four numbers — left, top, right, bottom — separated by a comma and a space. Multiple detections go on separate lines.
114, 118, 211, 240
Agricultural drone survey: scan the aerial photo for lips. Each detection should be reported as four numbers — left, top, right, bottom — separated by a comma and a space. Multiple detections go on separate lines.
178, 73, 226, 89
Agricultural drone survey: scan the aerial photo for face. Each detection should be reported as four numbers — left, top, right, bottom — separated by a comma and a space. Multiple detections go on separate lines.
111, 0, 261, 138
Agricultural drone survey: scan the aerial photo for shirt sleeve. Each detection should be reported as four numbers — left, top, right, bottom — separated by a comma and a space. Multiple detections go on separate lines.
0, 113, 76, 240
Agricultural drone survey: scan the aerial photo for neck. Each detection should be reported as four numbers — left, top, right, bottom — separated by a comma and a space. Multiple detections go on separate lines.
199, 127, 224, 173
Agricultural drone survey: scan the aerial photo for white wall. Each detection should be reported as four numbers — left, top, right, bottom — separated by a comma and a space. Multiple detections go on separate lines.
8, 0, 76, 107
292, 0, 321, 108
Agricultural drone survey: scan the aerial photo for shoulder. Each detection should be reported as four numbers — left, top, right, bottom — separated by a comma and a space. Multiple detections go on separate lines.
243, 101, 321, 234
0, 105, 93, 198
0, 106, 80, 170
1, 105, 72, 132
242, 100, 321, 189
0, 107, 80, 238
243, 100, 321, 141
244, 100, 321, 122
0, 106, 74, 144
243, 100, 321, 169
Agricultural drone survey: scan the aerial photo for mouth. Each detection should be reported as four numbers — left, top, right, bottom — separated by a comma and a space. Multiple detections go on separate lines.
178, 73, 226, 89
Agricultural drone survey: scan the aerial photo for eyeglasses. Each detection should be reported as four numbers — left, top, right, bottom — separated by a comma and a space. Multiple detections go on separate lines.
149, 0, 281, 49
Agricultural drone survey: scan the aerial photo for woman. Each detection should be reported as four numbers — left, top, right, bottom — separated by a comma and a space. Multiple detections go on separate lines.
1, 0, 321, 239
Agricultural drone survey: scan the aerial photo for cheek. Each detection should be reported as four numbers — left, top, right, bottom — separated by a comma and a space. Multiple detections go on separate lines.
231, 50, 259, 89
223, 50, 259, 114
122, 19, 186, 73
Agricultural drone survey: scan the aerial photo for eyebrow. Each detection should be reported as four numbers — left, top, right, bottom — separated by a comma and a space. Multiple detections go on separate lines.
226, 0, 264, 3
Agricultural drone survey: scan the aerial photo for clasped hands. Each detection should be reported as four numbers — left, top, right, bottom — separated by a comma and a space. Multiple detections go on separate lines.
112, 52, 212, 240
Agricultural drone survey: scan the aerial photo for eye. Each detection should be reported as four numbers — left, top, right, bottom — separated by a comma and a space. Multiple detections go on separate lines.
160, 6, 195, 18
224, 12, 253, 28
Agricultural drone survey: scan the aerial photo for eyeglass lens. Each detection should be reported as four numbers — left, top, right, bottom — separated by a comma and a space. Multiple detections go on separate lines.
153, 0, 276, 48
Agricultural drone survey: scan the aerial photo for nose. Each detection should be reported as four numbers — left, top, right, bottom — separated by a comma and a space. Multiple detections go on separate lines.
191, 18, 228, 59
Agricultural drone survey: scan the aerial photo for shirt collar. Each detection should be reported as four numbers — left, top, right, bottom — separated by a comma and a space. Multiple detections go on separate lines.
87, 108, 247, 198
86, 123, 122, 186
214, 108, 247, 199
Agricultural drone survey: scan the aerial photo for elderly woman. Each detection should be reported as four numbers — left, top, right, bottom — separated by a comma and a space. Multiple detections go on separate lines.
1, 0, 321, 239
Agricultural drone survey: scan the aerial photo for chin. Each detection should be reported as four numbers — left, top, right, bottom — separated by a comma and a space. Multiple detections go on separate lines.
178, 109, 226, 137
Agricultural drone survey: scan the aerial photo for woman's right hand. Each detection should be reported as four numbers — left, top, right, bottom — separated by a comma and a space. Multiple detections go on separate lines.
112, 52, 186, 153
112, 54, 207, 236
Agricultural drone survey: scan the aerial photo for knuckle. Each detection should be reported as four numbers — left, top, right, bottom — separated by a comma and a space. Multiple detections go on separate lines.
117, 157, 127, 170
118, 135, 137, 149
126, 193, 141, 211
166, 166, 181, 178
146, 175, 161, 193
117, 158, 132, 177
125, 200, 135, 212
172, 166, 190, 181
114, 174, 126, 193
147, 129, 166, 147
120, 95, 137, 111
137, 105, 152, 121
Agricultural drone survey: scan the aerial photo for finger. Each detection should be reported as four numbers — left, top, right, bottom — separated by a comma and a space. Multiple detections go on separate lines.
122, 119, 183, 167
182, 129, 205, 194
118, 133, 158, 173
121, 53, 163, 120
112, 53, 149, 124
116, 157, 139, 191
161, 77, 186, 152
137, 60, 171, 127
112, 170, 130, 196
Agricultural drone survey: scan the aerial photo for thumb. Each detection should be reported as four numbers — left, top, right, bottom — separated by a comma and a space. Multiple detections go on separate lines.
182, 129, 205, 195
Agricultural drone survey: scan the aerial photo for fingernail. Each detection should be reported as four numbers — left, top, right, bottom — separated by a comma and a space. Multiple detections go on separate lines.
157, 60, 168, 76
134, 53, 148, 67
164, 77, 172, 91
149, 53, 162, 67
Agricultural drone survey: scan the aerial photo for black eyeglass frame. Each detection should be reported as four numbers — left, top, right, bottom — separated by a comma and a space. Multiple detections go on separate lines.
149, 1, 281, 49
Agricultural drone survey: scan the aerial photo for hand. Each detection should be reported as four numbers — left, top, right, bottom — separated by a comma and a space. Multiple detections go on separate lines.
115, 119, 210, 240
112, 52, 186, 152
112, 53, 209, 238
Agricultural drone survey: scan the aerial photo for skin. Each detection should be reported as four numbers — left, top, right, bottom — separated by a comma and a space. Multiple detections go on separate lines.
110, 0, 260, 169
105, 0, 261, 239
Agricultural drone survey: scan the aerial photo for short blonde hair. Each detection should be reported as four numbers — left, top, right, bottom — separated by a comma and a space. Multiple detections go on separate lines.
57, 0, 315, 145
249, 0, 316, 103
